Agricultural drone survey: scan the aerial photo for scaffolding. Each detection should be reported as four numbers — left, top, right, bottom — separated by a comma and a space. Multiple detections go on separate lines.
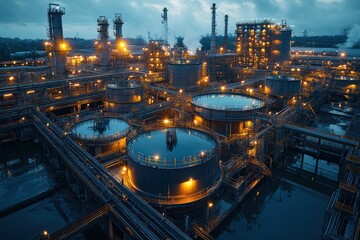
235, 20, 272, 68
323, 149, 360, 240
96, 16, 110, 71
143, 40, 170, 75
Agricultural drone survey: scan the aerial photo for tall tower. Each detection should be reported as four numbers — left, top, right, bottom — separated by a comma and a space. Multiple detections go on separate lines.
161, 8, 168, 44
97, 16, 110, 71
113, 13, 124, 43
210, 3, 216, 52
47, 3, 70, 79
224, 15, 229, 51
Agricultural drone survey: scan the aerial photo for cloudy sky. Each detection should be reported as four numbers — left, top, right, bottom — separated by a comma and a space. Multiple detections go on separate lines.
0, 0, 359, 50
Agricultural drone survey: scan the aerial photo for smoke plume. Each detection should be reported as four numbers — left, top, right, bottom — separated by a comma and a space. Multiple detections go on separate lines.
338, 24, 360, 48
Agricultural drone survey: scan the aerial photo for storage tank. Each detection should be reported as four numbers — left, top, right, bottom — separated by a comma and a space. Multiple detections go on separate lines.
270, 20, 292, 63
191, 92, 265, 135
167, 61, 202, 90
104, 80, 143, 113
126, 127, 221, 206
72, 117, 131, 156
265, 75, 301, 97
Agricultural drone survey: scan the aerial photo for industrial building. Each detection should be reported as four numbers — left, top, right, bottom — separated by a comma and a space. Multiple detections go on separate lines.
235, 19, 292, 68
0, 2, 359, 240
46, 3, 71, 79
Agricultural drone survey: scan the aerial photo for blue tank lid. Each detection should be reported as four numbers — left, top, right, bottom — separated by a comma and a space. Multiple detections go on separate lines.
127, 127, 217, 169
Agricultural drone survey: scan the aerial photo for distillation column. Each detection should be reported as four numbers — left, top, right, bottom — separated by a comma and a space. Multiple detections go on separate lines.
97, 16, 110, 71
113, 13, 124, 44
210, 3, 216, 52
47, 3, 70, 79
161, 8, 168, 44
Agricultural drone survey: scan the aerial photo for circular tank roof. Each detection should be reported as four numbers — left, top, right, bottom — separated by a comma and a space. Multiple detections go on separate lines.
127, 128, 217, 169
72, 117, 130, 141
267, 75, 299, 81
192, 93, 263, 111
107, 80, 141, 89
168, 60, 201, 65
334, 76, 357, 81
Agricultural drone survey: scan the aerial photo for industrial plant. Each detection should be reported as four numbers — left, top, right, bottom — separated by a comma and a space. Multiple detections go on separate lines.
0, 2, 359, 240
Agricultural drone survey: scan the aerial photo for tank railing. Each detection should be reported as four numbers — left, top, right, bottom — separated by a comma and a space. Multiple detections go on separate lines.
229, 88, 265, 100
70, 113, 129, 125
127, 148, 217, 169
72, 115, 132, 141
107, 79, 142, 89
196, 89, 266, 101
102, 112, 123, 118
135, 176, 223, 205
191, 93, 266, 111
73, 128, 130, 142
189, 124, 221, 144
194, 102, 264, 111
48, 5, 65, 14
126, 128, 144, 142
127, 122, 220, 146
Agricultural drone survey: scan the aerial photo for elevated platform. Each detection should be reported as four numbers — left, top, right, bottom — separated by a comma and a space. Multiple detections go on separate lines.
283, 124, 358, 147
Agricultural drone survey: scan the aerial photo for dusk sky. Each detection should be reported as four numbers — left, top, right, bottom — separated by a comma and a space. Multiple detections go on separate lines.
1, 0, 359, 50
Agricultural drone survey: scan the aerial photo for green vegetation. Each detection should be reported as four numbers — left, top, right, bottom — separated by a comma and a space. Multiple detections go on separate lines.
0, 36, 147, 61
292, 35, 356, 48
199, 34, 236, 51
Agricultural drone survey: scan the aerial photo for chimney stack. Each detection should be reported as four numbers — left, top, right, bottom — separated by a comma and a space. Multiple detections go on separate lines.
113, 13, 124, 43
210, 3, 216, 52
162, 8, 168, 44
224, 15, 228, 51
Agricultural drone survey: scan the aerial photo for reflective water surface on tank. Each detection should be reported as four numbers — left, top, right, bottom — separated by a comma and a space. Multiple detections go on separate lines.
192, 94, 263, 110
72, 118, 129, 139
128, 128, 216, 162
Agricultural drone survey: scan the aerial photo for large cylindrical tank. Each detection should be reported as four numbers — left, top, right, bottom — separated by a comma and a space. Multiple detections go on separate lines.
167, 61, 202, 90
104, 80, 143, 113
191, 92, 265, 136
126, 127, 221, 206
72, 117, 131, 156
270, 29, 292, 63
265, 75, 301, 97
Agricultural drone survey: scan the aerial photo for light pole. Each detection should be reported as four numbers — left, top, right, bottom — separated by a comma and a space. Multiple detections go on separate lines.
207, 202, 213, 229
42, 230, 50, 240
